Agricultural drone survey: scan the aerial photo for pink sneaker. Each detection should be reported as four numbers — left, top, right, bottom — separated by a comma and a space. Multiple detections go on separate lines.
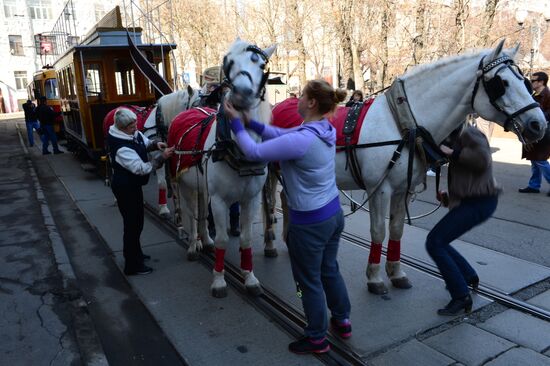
330, 318, 352, 339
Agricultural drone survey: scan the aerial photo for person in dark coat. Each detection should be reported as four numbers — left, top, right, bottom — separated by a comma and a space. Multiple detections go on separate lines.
427, 125, 501, 315
108, 108, 174, 275
36, 96, 63, 155
22, 99, 40, 147
518, 71, 550, 196
345, 90, 363, 107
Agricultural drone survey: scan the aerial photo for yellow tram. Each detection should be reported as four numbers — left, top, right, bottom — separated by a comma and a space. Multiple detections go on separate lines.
53, 6, 176, 159
27, 66, 64, 134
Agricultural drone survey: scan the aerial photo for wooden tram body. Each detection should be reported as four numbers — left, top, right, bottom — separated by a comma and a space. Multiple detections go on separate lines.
53, 7, 176, 159
27, 67, 64, 134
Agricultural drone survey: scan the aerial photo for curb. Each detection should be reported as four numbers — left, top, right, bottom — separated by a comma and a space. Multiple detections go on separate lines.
16, 123, 109, 366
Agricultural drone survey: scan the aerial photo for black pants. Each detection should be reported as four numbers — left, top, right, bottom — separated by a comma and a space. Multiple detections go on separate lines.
112, 185, 145, 271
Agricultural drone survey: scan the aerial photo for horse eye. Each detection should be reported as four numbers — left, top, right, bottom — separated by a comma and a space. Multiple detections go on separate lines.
251, 53, 259, 62
259, 63, 266, 70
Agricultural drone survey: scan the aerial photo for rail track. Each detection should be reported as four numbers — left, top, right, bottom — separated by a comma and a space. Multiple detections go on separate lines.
144, 202, 367, 366
144, 200, 549, 366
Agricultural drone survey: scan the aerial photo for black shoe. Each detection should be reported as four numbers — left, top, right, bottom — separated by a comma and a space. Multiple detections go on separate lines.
124, 265, 153, 276
518, 187, 540, 193
43, 151, 51, 155
54, 150, 64, 154
288, 337, 330, 354
330, 318, 352, 339
141, 254, 151, 262
437, 294, 473, 316
467, 275, 479, 290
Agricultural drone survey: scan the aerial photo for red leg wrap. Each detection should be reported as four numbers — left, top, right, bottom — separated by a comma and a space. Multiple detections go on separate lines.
214, 248, 225, 272
368, 243, 382, 264
240, 247, 253, 271
158, 189, 167, 205
387, 239, 401, 262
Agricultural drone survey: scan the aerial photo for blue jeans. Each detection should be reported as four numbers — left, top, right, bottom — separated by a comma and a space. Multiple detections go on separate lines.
426, 196, 498, 299
287, 210, 351, 339
41, 125, 60, 153
527, 160, 550, 190
25, 120, 40, 146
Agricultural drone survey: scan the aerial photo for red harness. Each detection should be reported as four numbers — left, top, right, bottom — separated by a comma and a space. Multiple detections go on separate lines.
102, 105, 156, 137
271, 97, 374, 149
167, 107, 216, 177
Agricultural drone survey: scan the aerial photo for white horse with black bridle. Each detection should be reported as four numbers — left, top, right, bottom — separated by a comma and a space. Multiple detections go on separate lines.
140, 87, 201, 217
262, 40, 546, 295
171, 39, 276, 297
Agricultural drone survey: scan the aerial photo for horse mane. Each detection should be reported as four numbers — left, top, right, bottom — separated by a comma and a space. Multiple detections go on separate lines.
402, 47, 516, 80
226, 39, 252, 56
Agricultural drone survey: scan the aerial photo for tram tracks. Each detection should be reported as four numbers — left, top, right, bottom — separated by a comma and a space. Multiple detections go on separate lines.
339, 226, 550, 323
143, 202, 367, 366
143, 200, 549, 365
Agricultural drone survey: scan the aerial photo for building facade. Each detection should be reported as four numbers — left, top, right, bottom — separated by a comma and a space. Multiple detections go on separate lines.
0, 0, 123, 111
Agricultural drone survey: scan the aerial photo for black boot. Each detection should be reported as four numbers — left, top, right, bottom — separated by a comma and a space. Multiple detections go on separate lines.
437, 294, 473, 316
229, 211, 240, 237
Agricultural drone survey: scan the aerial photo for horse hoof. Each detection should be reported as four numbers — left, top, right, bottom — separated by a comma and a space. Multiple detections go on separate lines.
160, 212, 170, 220
187, 251, 200, 261
367, 282, 388, 295
246, 285, 263, 297
211, 287, 228, 298
264, 248, 278, 258
391, 277, 412, 289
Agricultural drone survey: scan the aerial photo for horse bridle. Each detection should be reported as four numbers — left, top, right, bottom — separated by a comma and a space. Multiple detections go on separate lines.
470, 55, 539, 137
222, 45, 270, 101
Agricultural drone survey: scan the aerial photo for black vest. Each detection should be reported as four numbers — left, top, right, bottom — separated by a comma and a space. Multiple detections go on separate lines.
108, 132, 150, 187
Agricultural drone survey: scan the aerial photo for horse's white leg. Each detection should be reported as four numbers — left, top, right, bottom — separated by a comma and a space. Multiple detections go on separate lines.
210, 195, 229, 298
386, 193, 412, 289
181, 185, 202, 261
198, 189, 214, 248
366, 189, 390, 295
157, 164, 170, 218
240, 198, 263, 296
261, 169, 278, 257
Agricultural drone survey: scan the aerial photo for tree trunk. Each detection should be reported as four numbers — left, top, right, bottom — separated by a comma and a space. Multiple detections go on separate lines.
412, 0, 426, 65
478, 0, 499, 47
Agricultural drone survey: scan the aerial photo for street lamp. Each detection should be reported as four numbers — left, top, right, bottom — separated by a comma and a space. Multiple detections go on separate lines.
515, 6, 550, 77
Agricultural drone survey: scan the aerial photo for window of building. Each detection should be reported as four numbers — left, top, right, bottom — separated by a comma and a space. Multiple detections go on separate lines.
45, 79, 59, 99
84, 64, 103, 97
114, 59, 136, 96
14, 71, 28, 90
29, 0, 52, 20
3, 0, 17, 17
9, 35, 24, 56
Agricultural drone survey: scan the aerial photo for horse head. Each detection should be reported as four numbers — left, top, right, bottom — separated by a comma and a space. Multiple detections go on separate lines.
222, 39, 277, 110
472, 39, 546, 144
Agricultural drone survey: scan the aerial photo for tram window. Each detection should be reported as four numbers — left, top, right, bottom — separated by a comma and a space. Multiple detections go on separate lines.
67, 67, 77, 98
114, 59, 136, 96
45, 78, 59, 99
84, 64, 102, 97
33, 80, 42, 98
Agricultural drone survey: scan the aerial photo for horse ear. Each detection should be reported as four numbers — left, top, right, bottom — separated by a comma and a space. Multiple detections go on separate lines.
488, 39, 506, 61
510, 43, 520, 58
263, 44, 277, 59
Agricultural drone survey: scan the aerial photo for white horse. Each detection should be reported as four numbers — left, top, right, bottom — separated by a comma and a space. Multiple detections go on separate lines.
144, 87, 201, 217
170, 39, 276, 298
265, 40, 546, 295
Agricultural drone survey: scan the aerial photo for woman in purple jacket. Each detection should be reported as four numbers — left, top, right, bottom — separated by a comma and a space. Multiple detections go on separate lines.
225, 80, 351, 355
